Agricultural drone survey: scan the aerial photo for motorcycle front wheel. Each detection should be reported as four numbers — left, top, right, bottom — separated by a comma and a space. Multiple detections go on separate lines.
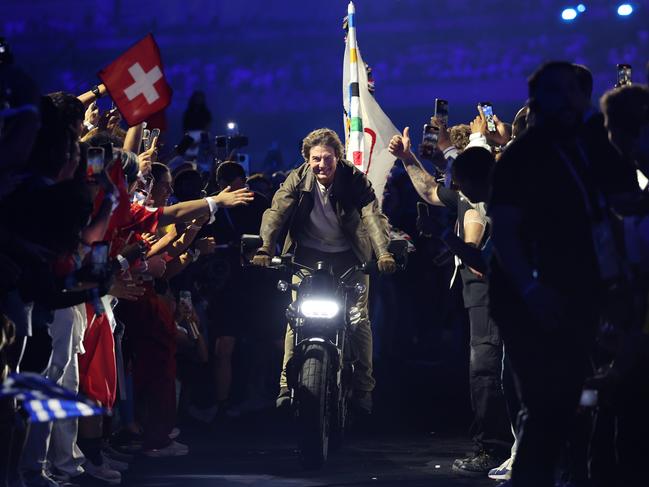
296, 343, 331, 469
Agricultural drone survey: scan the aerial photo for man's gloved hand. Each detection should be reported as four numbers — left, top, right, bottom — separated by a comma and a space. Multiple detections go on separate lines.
377, 253, 397, 274
252, 251, 272, 267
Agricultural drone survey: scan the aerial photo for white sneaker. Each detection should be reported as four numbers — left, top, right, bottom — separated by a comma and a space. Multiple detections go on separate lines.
101, 452, 129, 472
488, 456, 514, 481
168, 427, 180, 440
143, 440, 189, 458
84, 459, 122, 485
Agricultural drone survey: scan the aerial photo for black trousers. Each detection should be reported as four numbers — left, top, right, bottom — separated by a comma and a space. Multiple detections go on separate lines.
492, 299, 596, 487
467, 305, 511, 456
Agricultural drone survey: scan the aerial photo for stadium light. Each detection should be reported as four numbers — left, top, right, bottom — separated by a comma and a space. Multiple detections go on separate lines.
561, 7, 578, 21
617, 4, 634, 16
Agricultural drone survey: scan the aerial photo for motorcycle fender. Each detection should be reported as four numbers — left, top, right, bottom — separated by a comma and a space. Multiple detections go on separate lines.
286, 338, 340, 390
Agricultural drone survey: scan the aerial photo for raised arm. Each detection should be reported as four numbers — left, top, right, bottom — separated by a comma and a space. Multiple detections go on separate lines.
158, 187, 254, 227
77, 83, 107, 107
388, 127, 443, 206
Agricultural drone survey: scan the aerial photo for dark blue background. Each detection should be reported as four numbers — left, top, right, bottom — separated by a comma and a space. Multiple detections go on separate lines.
4, 0, 648, 170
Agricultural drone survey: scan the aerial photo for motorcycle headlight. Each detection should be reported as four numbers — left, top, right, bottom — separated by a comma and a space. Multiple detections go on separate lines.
300, 299, 340, 319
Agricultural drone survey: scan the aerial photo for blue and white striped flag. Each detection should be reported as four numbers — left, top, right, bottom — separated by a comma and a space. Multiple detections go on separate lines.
1, 373, 104, 423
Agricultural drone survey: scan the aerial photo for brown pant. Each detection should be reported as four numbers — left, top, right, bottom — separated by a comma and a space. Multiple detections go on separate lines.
279, 246, 375, 392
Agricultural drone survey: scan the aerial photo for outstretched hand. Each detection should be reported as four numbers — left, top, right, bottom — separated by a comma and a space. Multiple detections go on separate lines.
389, 127, 414, 161
213, 186, 255, 208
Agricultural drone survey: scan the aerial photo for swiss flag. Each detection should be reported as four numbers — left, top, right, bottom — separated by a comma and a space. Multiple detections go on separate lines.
98, 34, 172, 126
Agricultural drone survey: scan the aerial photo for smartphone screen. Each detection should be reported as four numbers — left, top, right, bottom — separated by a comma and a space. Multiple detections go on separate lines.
434, 99, 449, 126
100, 142, 114, 164
480, 102, 497, 132
616, 64, 632, 87
90, 242, 109, 274
87, 147, 105, 175
142, 129, 151, 151
421, 123, 440, 158
423, 124, 439, 144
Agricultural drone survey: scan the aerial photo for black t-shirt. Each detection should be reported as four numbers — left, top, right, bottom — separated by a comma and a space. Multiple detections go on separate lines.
437, 186, 489, 308
488, 125, 602, 311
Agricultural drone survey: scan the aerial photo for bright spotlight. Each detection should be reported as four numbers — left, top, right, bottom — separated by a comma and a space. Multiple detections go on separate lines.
617, 3, 633, 16
561, 8, 578, 20
227, 122, 237, 131
577, 4, 586, 12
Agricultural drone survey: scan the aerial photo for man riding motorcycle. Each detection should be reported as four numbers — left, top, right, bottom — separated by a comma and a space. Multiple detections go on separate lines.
252, 128, 396, 413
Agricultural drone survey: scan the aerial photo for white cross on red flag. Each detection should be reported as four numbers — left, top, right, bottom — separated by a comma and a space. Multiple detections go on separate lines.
98, 34, 172, 126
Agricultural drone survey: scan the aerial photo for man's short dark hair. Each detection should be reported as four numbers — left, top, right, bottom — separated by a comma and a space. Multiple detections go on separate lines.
301, 128, 345, 162
47, 91, 84, 127
216, 161, 246, 184
452, 147, 495, 183
600, 85, 649, 136
528, 61, 576, 99
151, 162, 170, 183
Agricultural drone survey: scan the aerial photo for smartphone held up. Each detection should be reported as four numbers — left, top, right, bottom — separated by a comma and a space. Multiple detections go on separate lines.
479, 102, 497, 133
87, 147, 105, 176
434, 98, 449, 126
420, 98, 449, 159
616, 63, 632, 87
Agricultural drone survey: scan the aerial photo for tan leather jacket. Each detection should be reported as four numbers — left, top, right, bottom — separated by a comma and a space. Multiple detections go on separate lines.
259, 159, 391, 263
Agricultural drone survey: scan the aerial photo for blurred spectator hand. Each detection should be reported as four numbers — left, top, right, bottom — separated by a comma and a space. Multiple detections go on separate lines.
486, 115, 511, 146
137, 135, 158, 174
97, 107, 119, 131
109, 277, 145, 301
84, 102, 99, 128
141, 232, 159, 247
470, 114, 486, 135
107, 110, 122, 133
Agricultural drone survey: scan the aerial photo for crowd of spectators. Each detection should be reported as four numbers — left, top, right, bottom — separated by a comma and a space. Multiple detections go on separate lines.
1, 28, 649, 487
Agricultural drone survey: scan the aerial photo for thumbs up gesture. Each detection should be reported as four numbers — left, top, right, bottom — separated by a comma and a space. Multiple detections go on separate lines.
388, 127, 414, 161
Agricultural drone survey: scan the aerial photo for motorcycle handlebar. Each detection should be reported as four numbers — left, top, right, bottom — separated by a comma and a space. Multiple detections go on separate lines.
264, 256, 378, 283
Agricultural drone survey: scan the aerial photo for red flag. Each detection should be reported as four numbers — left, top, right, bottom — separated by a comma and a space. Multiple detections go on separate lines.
98, 34, 172, 126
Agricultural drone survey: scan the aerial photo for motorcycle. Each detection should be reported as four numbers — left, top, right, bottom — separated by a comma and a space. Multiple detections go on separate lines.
241, 236, 408, 469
